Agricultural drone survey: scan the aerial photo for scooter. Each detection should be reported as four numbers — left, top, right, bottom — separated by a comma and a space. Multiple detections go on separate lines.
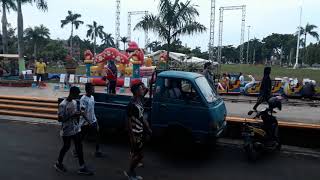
243, 97, 282, 161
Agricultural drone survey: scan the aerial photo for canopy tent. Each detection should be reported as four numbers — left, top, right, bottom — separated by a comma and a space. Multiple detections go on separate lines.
147, 50, 219, 65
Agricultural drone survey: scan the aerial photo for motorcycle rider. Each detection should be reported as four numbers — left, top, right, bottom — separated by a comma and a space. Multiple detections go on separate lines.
253, 67, 272, 111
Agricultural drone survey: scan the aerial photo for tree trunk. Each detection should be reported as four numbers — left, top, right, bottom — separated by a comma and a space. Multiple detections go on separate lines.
123, 42, 125, 51
303, 33, 307, 65
17, 0, 25, 73
33, 43, 37, 58
93, 34, 96, 56
70, 23, 74, 57
2, 3, 8, 54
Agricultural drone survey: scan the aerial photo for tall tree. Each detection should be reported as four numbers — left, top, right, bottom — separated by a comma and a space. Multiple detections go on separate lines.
102, 33, 115, 48
148, 41, 162, 52
61, 10, 83, 57
302, 23, 319, 64
1, 0, 17, 54
86, 21, 106, 55
24, 24, 50, 57
120, 36, 128, 51
134, 0, 206, 64
16, 0, 48, 73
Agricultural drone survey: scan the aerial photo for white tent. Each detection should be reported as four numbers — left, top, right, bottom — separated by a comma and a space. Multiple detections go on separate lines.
147, 50, 219, 65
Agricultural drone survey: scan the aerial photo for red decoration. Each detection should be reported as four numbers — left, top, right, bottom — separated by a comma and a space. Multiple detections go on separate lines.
95, 53, 106, 63
84, 50, 93, 60
126, 41, 139, 52
118, 53, 129, 64
103, 48, 120, 61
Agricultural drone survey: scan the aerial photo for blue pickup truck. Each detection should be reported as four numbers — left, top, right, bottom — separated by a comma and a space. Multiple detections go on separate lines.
60, 71, 227, 144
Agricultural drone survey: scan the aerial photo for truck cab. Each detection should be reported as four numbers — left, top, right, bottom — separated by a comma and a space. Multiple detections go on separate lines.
151, 71, 227, 144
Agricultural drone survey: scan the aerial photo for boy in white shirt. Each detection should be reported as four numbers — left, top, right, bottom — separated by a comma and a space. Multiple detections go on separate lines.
79, 83, 103, 157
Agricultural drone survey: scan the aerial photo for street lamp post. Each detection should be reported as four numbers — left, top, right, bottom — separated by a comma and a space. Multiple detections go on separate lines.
246, 26, 251, 64
294, 3, 303, 69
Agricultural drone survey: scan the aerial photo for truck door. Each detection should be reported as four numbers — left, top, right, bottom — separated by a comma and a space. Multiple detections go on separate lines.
152, 78, 203, 133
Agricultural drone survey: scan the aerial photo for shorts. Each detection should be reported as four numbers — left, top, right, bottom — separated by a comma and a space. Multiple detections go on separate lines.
130, 134, 144, 157
36, 74, 44, 82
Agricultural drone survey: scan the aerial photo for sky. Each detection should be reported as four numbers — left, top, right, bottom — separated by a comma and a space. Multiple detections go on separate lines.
5, 0, 320, 51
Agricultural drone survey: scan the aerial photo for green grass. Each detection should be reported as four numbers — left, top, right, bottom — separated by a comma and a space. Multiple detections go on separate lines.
221, 64, 320, 82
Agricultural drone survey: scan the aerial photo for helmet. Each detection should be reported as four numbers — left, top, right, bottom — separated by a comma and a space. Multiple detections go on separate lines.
268, 97, 282, 111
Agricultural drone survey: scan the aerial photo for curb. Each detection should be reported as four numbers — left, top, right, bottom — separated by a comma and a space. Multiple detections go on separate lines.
217, 138, 320, 160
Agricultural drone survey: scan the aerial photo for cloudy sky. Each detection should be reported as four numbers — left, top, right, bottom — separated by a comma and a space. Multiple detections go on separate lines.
5, 0, 319, 51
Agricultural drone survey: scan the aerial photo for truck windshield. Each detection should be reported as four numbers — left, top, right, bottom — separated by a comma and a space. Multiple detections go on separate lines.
195, 76, 217, 103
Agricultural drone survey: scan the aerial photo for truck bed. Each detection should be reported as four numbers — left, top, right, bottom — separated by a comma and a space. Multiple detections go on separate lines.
93, 93, 151, 130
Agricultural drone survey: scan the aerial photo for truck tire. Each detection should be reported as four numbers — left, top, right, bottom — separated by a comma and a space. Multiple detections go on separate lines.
166, 126, 193, 150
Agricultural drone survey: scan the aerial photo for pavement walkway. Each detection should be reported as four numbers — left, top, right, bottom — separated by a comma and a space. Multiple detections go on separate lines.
0, 83, 319, 124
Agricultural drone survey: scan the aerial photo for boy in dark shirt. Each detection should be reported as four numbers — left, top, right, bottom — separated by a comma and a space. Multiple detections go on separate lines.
124, 81, 152, 180
253, 67, 272, 111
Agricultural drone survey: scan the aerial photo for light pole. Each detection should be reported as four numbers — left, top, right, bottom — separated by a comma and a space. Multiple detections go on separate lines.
294, 1, 303, 69
246, 26, 251, 64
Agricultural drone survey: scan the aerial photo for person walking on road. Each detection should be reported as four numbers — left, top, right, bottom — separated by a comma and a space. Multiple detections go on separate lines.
78, 83, 104, 157
124, 81, 152, 180
252, 67, 272, 111
54, 86, 94, 175
35, 58, 46, 88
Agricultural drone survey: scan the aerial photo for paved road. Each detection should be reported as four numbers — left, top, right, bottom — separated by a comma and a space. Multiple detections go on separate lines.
0, 119, 319, 180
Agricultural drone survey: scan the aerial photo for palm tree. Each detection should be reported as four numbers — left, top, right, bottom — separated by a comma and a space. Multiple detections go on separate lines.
24, 24, 50, 57
134, 0, 206, 63
120, 36, 128, 50
302, 23, 319, 64
61, 10, 84, 57
147, 41, 162, 52
16, 0, 48, 73
102, 33, 115, 48
86, 21, 106, 55
1, 0, 17, 54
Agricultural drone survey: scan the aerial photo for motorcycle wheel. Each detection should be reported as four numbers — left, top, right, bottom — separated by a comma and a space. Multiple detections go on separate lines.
276, 141, 282, 151
245, 143, 258, 161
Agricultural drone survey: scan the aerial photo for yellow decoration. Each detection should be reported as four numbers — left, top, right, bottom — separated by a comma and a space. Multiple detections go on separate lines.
145, 57, 153, 67
90, 66, 99, 76
117, 64, 126, 75
84, 60, 94, 64
125, 66, 133, 76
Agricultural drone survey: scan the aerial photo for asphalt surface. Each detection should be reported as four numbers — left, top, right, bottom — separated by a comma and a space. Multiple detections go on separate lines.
0, 119, 319, 180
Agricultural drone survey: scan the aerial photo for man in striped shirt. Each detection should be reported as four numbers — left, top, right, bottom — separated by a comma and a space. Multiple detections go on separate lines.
124, 81, 152, 180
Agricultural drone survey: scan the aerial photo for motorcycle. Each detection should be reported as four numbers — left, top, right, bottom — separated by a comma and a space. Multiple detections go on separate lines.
243, 97, 282, 161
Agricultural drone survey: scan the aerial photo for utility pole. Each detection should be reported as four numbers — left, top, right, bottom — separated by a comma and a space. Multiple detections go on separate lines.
246, 25, 251, 64
252, 36, 256, 64
294, 4, 303, 69
209, 0, 216, 62
115, 0, 121, 48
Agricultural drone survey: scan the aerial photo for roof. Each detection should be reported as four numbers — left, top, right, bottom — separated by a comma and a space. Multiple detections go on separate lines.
158, 71, 203, 80
147, 50, 219, 65
0, 54, 19, 59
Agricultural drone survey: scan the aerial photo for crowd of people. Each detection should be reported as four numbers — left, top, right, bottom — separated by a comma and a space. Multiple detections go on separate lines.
55, 81, 150, 180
